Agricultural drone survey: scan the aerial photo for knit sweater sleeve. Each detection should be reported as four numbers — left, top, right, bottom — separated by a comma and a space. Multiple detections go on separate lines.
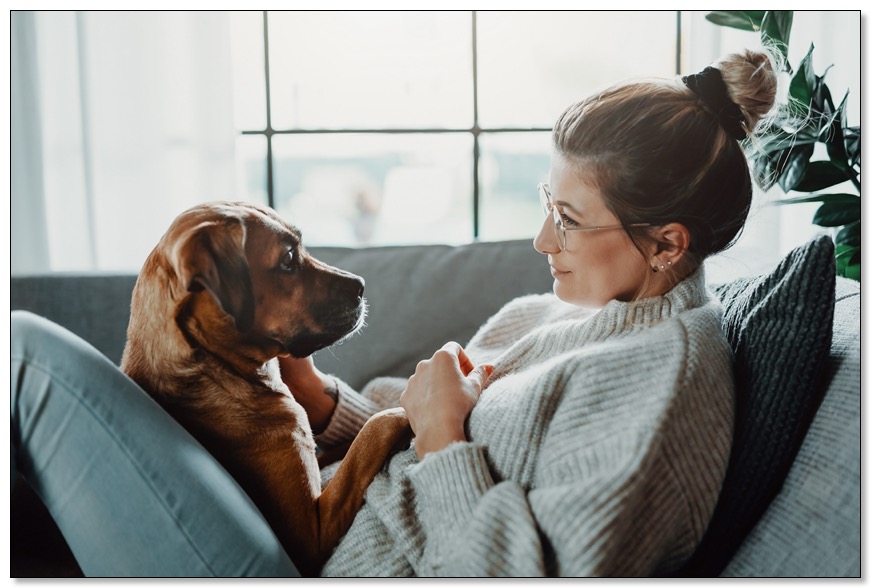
408, 320, 733, 577
314, 376, 408, 448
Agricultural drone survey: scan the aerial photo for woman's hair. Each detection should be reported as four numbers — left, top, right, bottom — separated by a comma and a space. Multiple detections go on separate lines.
552, 49, 780, 267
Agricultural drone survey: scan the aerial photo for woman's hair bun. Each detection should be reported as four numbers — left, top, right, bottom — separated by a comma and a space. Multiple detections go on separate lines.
714, 49, 780, 136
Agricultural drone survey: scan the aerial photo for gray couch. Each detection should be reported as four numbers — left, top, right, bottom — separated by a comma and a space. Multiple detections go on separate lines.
10, 238, 860, 577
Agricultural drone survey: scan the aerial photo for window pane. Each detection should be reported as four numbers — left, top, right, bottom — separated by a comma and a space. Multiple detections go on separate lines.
229, 11, 267, 131
477, 11, 677, 128
479, 132, 551, 241
267, 11, 473, 129
235, 135, 268, 206
272, 133, 473, 246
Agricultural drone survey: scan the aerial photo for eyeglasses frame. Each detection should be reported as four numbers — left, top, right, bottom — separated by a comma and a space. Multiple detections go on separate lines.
538, 183, 651, 250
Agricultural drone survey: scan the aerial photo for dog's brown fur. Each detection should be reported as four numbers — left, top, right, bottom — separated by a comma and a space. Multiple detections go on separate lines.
120, 201, 412, 576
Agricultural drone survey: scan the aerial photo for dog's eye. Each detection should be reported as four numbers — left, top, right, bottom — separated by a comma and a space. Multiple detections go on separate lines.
279, 248, 294, 272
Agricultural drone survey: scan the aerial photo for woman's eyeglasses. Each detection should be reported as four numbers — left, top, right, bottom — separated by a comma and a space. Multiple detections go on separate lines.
538, 183, 650, 251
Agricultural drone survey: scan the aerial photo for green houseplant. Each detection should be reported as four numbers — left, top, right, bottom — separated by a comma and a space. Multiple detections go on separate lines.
705, 11, 860, 279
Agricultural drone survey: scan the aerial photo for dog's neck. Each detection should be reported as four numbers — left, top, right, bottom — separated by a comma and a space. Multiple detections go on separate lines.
175, 290, 283, 382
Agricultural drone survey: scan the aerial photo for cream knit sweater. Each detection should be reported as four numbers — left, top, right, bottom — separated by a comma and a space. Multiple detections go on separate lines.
315, 268, 734, 577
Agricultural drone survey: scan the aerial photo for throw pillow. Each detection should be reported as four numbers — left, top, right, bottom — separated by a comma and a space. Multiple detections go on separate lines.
676, 234, 836, 577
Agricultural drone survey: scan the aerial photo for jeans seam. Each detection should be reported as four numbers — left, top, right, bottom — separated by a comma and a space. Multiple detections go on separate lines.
12, 354, 220, 577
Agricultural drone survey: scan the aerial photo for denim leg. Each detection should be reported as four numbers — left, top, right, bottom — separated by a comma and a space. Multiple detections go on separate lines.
10, 311, 299, 577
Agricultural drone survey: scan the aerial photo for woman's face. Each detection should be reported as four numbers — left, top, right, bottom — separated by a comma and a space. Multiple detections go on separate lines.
534, 154, 652, 307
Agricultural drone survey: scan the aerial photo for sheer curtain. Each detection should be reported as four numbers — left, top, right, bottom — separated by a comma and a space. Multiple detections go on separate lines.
11, 11, 238, 274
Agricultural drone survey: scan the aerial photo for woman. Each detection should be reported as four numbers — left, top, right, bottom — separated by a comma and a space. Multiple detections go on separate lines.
11, 49, 779, 577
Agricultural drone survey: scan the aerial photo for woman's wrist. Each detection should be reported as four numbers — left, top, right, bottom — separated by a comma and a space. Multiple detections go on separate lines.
414, 423, 467, 459
299, 373, 338, 434
278, 357, 338, 433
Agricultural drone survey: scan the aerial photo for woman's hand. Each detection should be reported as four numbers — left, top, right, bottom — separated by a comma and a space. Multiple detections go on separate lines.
400, 342, 493, 459
278, 355, 338, 434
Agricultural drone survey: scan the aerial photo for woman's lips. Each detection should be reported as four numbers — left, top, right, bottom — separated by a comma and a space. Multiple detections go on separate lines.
550, 265, 570, 278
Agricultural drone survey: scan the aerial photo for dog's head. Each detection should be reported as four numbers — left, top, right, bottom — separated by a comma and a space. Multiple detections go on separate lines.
155, 201, 366, 361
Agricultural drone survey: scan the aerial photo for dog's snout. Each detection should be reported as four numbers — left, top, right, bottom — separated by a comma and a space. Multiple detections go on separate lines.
333, 272, 364, 301
334, 268, 364, 299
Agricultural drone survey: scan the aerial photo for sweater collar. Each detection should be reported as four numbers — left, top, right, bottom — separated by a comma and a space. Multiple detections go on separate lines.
590, 265, 711, 332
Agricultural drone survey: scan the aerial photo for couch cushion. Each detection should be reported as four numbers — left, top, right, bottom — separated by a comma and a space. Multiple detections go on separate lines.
678, 234, 837, 576
722, 277, 859, 577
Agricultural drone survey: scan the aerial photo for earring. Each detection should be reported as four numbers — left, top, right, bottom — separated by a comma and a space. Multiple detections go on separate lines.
667, 260, 672, 266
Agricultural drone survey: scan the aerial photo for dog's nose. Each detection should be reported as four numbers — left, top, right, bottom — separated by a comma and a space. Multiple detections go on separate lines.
354, 277, 365, 299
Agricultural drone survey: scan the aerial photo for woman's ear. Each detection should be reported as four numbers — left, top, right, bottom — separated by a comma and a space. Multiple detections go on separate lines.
649, 222, 691, 270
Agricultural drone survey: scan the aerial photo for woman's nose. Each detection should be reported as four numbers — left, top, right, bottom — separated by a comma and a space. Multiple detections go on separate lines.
533, 215, 561, 255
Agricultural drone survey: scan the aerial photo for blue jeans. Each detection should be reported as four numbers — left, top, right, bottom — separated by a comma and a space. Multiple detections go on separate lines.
10, 311, 300, 577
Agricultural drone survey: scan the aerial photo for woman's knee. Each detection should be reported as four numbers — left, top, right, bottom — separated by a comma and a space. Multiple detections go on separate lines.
11, 310, 50, 358
11, 311, 91, 365
11, 310, 121, 384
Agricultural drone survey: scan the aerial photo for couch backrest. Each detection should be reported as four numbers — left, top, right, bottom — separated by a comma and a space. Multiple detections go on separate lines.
304, 240, 553, 388
11, 273, 138, 365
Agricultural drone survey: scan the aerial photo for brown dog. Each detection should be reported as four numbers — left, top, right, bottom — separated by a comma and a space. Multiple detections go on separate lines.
120, 201, 412, 576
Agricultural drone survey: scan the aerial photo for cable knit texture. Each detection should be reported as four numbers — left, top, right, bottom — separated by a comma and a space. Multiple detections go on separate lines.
315, 267, 734, 577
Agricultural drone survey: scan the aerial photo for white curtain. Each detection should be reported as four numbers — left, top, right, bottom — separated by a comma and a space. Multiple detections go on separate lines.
11, 11, 238, 273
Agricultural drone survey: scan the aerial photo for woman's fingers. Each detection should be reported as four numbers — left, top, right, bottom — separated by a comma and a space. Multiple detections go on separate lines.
439, 341, 474, 376
467, 363, 495, 391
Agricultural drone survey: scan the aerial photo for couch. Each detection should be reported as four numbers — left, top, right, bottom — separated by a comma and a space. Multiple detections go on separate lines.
10, 237, 860, 577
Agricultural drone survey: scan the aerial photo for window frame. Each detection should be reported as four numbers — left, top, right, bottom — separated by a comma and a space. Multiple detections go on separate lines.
239, 11, 682, 240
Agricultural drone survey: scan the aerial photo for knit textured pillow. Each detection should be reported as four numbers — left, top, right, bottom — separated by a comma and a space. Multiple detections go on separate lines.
677, 234, 836, 577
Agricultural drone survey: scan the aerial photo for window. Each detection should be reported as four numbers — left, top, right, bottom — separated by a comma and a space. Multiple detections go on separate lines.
28, 11, 856, 276
231, 11, 679, 247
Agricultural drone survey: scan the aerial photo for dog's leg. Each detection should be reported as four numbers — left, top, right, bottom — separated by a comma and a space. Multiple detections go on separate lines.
312, 407, 413, 565
316, 441, 352, 469
221, 407, 411, 577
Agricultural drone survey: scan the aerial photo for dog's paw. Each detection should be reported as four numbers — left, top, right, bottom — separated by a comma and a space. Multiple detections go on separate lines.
369, 408, 413, 453
391, 421, 415, 454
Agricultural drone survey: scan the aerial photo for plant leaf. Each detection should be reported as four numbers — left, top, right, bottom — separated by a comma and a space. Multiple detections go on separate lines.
813, 64, 834, 108
844, 126, 860, 168
825, 93, 850, 171
705, 11, 765, 31
754, 152, 776, 189
754, 146, 793, 188
835, 243, 859, 258
760, 11, 793, 63
789, 44, 815, 117
835, 221, 861, 247
835, 244, 860, 279
841, 128, 861, 178
793, 161, 851, 192
813, 73, 835, 117
771, 192, 859, 206
812, 200, 861, 227
844, 259, 860, 281
756, 126, 818, 156
777, 143, 814, 192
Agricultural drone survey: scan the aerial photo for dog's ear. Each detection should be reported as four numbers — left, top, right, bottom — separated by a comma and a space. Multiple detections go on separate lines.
172, 218, 255, 332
